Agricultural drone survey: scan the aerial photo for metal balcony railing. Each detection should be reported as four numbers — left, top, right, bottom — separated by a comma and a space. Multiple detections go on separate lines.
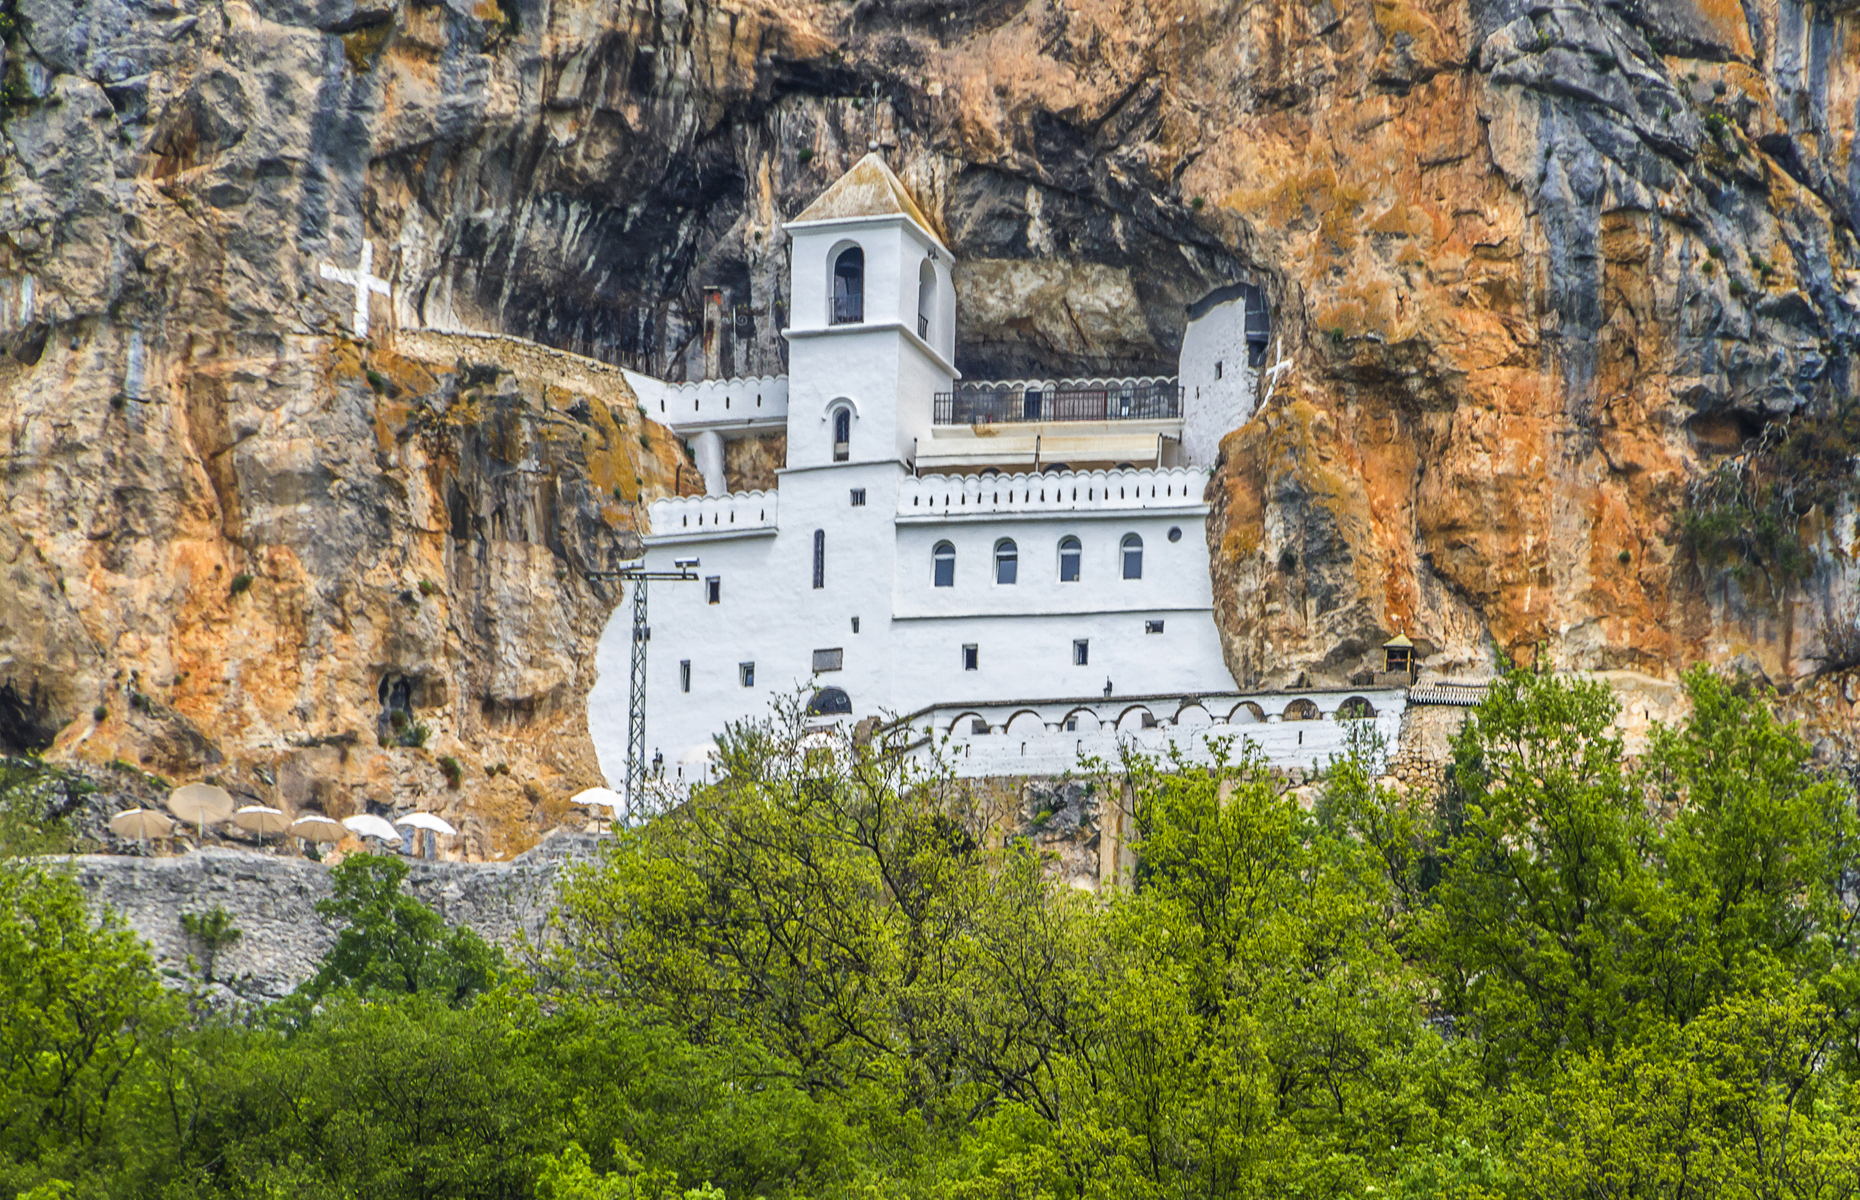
932, 380, 1182, 425
831, 295, 863, 325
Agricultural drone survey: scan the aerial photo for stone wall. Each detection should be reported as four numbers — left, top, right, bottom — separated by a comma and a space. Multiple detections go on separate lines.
62, 833, 598, 1002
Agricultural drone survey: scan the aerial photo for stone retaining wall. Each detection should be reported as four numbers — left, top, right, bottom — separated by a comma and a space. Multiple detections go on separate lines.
57, 832, 599, 1002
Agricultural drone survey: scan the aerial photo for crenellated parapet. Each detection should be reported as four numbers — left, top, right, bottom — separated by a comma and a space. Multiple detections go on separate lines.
898, 467, 1208, 519
647, 489, 779, 538
629, 374, 789, 432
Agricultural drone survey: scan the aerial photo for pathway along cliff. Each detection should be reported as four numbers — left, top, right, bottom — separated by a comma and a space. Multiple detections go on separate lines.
2, 0, 1859, 838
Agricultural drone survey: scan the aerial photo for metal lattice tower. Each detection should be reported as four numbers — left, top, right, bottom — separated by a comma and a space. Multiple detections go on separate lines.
584, 561, 699, 827
624, 578, 649, 821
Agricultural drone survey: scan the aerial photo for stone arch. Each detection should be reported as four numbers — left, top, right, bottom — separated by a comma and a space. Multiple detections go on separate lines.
949, 710, 988, 736
1226, 701, 1266, 724
1116, 704, 1157, 732
1059, 706, 1100, 731
1282, 698, 1320, 722
1004, 709, 1047, 737
1174, 702, 1212, 726
1336, 695, 1377, 720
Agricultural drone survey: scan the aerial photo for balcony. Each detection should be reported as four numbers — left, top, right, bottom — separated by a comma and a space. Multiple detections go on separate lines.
831, 295, 863, 325
933, 378, 1181, 425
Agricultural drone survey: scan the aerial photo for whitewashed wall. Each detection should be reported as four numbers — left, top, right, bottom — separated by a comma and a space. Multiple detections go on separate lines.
1179, 295, 1258, 469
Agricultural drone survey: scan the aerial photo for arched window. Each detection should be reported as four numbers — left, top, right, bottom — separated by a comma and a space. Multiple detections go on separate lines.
806, 687, 853, 715
832, 407, 851, 462
995, 539, 1018, 585
932, 541, 955, 588
917, 259, 936, 339
832, 246, 864, 325
1058, 536, 1081, 583
1121, 533, 1143, 580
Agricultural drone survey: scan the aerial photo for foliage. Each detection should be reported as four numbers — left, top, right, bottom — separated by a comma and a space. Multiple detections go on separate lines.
0, 863, 178, 1192
8, 673, 1860, 1200
1678, 401, 1860, 591
0, 758, 95, 858
178, 905, 242, 985
303, 853, 502, 1006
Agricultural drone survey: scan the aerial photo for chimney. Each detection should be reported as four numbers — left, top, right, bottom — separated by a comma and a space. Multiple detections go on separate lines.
701, 287, 724, 380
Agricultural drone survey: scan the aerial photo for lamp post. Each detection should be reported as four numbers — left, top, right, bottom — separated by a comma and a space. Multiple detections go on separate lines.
586, 557, 699, 824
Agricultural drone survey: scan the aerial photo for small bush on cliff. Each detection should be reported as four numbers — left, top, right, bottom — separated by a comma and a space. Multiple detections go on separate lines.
439, 755, 464, 788
229, 573, 253, 596
1679, 402, 1860, 593
179, 904, 242, 985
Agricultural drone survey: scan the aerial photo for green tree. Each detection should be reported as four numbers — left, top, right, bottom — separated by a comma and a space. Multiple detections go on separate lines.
305, 853, 502, 1005
0, 863, 178, 1186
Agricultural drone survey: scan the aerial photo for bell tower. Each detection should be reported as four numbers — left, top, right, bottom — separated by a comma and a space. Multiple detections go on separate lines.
781, 154, 958, 470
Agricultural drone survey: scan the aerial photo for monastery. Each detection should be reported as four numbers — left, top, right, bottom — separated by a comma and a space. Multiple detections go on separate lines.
590, 156, 1412, 791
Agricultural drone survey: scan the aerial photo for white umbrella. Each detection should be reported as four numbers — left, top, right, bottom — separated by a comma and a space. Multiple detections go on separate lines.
110, 807, 174, 842
394, 812, 457, 836
572, 786, 625, 834
233, 804, 290, 839
167, 782, 235, 838
342, 813, 402, 844
288, 814, 345, 845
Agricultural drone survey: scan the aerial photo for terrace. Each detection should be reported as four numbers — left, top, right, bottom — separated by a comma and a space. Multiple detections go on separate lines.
932, 377, 1181, 425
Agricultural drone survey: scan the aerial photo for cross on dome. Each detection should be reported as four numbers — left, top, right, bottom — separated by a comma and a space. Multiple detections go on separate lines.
319, 238, 392, 338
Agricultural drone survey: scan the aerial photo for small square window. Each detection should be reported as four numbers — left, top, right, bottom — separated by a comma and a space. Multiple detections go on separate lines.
850, 488, 866, 507
1064, 717, 1078, 731
680, 660, 691, 693
812, 648, 844, 673
1073, 639, 1089, 666
706, 577, 721, 605
971, 718, 989, 735
962, 644, 978, 671
1145, 620, 1165, 634
739, 662, 756, 688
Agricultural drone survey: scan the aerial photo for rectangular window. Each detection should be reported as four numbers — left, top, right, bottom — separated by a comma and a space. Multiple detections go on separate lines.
813, 529, 825, 589
706, 577, 721, 605
971, 718, 989, 735
1215, 360, 1224, 379
812, 648, 843, 673
1145, 620, 1165, 634
850, 488, 866, 507
1073, 639, 1089, 666
739, 662, 755, 688
680, 660, 691, 693
851, 616, 860, 633
962, 644, 978, 671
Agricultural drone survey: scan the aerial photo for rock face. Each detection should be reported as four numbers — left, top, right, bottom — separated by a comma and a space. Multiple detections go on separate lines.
3, 0, 1858, 827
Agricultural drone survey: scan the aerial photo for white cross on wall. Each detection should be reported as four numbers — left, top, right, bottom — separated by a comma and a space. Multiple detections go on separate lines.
319, 238, 392, 338
1262, 336, 1294, 407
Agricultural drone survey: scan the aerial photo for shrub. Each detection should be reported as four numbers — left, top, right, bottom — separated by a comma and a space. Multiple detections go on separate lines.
796, 146, 814, 163
439, 756, 464, 788
230, 572, 254, 595
92, 705, 107, 722
418, 579, 438, 596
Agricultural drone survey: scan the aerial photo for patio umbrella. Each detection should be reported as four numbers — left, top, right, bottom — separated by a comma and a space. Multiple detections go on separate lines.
167, 783, 235, 839
394, 811, 457, 836
341, 813, 402, 844
232, 805, 290, 839
109, 807, 174, 843
288, 814, 345, 845
571, 786, 624, 833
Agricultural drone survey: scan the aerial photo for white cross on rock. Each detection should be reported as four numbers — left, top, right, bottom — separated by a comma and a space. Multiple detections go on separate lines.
1262, 336, 1295, 407
319, 238, 392, 338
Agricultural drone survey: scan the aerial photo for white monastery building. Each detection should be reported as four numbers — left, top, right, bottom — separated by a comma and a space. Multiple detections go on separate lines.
592, 156, 1406, 787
